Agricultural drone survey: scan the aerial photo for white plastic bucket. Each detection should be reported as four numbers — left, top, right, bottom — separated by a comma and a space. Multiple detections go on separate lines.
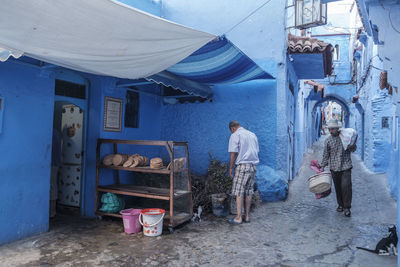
139, 208, 165, 237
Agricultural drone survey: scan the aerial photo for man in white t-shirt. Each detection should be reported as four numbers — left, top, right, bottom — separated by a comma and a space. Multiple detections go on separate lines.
228, 121, 259, 224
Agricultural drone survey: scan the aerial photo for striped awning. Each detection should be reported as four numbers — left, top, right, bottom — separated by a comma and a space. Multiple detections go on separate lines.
167, 36, 274, 84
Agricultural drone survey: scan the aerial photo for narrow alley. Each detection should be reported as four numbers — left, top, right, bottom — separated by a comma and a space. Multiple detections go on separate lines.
0, 138, 396, 267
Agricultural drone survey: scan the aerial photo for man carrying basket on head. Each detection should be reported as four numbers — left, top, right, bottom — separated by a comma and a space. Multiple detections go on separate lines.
320, 120, 357, 217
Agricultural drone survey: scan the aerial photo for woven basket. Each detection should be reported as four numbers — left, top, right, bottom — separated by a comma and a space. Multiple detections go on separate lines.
308, 172, 332, 194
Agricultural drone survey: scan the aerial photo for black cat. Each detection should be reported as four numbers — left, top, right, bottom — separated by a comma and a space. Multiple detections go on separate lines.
357, 225, 398, 256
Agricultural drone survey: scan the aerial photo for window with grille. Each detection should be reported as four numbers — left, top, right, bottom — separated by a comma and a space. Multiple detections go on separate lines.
55, 79, 86, 99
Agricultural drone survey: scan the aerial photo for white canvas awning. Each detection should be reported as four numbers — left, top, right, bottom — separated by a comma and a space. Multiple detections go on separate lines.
0, 47, 23, 62
0, 0, 216, 79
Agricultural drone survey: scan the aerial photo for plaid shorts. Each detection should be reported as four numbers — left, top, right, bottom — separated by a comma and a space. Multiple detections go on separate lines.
232, 163, 256, 197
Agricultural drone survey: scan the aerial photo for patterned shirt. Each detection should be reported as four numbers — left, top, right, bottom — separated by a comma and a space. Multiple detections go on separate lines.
321, 135, 354, 172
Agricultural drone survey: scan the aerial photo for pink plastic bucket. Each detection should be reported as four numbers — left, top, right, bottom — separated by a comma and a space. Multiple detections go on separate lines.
120, 208, 142, 234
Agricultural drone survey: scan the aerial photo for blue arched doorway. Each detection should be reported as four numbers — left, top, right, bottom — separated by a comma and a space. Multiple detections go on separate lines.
310, 94, 350, 143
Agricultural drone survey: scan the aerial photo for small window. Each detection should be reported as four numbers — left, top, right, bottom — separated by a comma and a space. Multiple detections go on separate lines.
55, 79, 86, 99
382, 117, 390, 128
125, 89, 139, 128
333, 44, 340, 61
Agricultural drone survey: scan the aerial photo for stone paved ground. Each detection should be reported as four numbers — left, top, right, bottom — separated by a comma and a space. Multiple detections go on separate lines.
0, 139, 397, 266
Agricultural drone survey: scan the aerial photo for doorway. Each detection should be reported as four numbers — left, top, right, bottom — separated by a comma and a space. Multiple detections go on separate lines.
287, 79, 295, 181
51, 73, 88, 218
361, 112, 365, 160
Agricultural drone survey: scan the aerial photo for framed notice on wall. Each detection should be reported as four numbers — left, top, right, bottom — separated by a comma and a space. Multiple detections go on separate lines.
103, 96, 123, 132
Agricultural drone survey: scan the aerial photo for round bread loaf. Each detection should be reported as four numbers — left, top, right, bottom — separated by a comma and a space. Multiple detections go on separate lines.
102, 154, 114, 166
123, 156, 134, 167
112, 154, 129, 166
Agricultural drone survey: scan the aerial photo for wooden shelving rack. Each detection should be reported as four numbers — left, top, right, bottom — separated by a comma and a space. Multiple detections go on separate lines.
95, 139, 193, 231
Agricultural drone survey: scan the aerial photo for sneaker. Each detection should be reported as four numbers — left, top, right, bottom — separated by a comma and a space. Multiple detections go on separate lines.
336, 206, 343, 212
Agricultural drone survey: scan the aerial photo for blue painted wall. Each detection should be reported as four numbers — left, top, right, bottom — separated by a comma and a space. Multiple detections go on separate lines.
370, 95, 393, 172
161, 80, 277, 174
0, 61, 54, 244
368, 3, 400, 204
309, 33, 353, 85
0, 59, 163, 244
290, 53, 325, 79
362, 3, 400, 265
313, 34, 352, 83
352, 35, 395, 175
96, 81, 163, 189
351, 2, 400, 203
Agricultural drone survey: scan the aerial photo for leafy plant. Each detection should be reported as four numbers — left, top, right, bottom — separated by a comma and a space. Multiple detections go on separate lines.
205, 157, 232, 195
191, 155, 232, 213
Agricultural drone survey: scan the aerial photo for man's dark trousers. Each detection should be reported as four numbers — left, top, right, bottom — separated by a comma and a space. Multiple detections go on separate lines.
331, 169, 352, 209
